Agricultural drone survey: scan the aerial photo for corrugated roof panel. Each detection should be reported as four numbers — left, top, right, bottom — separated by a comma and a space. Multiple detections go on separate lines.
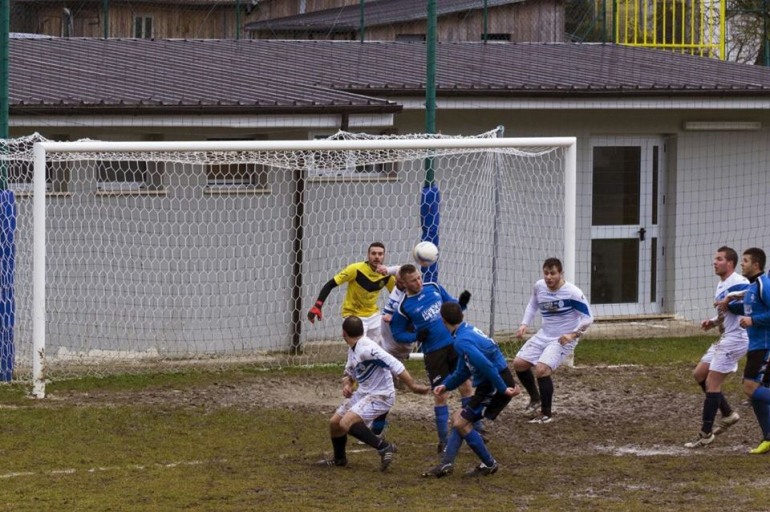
9, 38, 770, 114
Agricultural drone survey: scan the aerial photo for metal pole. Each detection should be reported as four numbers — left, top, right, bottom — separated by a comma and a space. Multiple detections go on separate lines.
488, 125, 505, 337
359, 0, 365, 42
420, 0, 439, 283
765, 0, 769, 66
602, 0, 607, 43
482, 0, 488, 43
425, 0, 437, 140
0, 0, 8, 147
236, 0, 241, 39
0, 0, 13, 385
102, 0, 109, 38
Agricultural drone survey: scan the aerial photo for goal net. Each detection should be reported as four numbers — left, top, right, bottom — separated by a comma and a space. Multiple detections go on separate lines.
6, 130, 576, 396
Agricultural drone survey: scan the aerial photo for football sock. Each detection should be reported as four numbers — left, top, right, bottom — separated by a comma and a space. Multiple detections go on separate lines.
348, 422, 386, 450
537, 376, 554, 417
331, 434, 347, 461
435, 405, 450, 445
701, 392, 721, 434
442, 429, 464, 464
718, 392, 734, 417
463, 429, 494, 467
700, 379, 733, 416
751, 389, 770, 440
371, 412, 389, 436
516, 369, 540, 402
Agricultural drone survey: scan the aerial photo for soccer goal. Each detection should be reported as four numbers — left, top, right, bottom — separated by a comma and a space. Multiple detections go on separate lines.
7, 130, 576, 397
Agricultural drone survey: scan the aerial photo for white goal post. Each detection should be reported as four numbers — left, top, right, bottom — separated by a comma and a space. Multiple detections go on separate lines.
23, 133, 576, 398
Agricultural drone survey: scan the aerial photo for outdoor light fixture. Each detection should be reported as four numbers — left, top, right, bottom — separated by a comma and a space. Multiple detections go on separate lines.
682, 121, 762, 131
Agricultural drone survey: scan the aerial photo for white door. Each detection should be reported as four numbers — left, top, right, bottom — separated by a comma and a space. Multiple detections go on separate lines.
589, 137, 666, 316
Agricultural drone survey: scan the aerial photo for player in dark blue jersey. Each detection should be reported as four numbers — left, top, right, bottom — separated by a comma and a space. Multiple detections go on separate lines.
723, 247, 770, 454
422, 302, 519, 478
389, 264, 474, 453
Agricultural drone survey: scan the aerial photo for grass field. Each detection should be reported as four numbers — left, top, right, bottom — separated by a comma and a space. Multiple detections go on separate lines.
0, 336, 766, 511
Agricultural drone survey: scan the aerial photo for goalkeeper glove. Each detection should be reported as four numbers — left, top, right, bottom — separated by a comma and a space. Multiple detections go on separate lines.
416, 328, 430, 343
458, 290, 472, 308
307, 300, 324, 323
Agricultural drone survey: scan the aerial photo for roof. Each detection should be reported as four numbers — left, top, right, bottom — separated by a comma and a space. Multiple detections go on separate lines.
13, 0, 241, 5
245, 0, 525, 32
9, 38, 770, 115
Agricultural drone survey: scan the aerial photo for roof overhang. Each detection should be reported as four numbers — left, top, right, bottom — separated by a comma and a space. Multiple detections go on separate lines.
9, 112, 397, 129
393, 96, 770, 110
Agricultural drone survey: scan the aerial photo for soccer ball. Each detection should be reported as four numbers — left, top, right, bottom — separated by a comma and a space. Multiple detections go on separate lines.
412, 241, 439, 267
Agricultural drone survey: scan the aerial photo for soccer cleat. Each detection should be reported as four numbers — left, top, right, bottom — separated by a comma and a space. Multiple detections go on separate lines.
524, 399, 541, 417
749, 440, 770, 455
422, 462, 454, 478
464, 461, 499, 477
378, 442, 397, 471
437, 441, 447, 454
528, 415, 553, 424
713, 412, 740, 435
315, 457, 347, 467
684, 431, 715, 448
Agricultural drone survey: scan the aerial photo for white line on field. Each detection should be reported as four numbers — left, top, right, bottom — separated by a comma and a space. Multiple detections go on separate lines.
0, 460, 211, 480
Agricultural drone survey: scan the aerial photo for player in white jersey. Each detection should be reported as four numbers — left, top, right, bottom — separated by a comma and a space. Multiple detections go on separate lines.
513, 257, 593, 424
316, 316, 429, 471
369, 269, 411, 437
684, 246, 750, 448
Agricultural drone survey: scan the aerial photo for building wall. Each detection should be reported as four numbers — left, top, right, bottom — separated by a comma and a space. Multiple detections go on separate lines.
249, 0, 565, 42
10, 106, 770, 366
11, 2, 257, 38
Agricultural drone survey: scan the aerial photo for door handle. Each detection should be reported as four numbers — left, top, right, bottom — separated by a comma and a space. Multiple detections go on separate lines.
638, 227, 646, 241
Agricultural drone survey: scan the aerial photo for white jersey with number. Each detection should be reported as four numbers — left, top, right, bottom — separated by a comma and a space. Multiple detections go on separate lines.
344, 336, 406, 396
521, 280, 593, 338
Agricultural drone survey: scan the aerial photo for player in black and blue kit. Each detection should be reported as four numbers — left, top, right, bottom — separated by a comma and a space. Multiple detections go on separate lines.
422, 302, 519, 478
724, 247, 770, 454
389, 264, 473, 453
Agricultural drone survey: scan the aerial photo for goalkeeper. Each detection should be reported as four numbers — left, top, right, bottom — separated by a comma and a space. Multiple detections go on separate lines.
307, 242, 395, 343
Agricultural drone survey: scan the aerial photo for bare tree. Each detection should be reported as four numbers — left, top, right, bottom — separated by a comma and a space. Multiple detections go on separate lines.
727, 0, 768, 64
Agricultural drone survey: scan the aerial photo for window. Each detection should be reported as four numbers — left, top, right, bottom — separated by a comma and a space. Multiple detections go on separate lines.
134, 15, 153, 39
97, 160, 163, 193
307, 133, 398, 180
205, 137, 269, 193
395, 33, 426, 42
481, 33, 511, 42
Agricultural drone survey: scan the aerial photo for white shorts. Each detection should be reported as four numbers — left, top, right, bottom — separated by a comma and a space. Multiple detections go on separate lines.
516, 331, 577, 372
360, 312, 383, 344
379, 320, 414, 361
699, 338, 748, 374
335, 391, 395, 426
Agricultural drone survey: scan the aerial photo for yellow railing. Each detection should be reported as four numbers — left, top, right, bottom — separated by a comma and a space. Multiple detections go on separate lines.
614, 0, 725, 59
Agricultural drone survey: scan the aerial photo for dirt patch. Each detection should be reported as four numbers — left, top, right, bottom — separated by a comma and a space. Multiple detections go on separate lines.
44, 362, 758, 457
